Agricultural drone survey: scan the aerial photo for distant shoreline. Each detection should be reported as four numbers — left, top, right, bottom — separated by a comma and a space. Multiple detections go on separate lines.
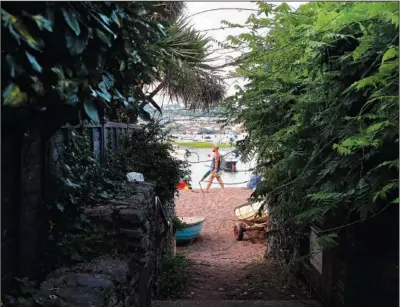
171, 141, 233, 149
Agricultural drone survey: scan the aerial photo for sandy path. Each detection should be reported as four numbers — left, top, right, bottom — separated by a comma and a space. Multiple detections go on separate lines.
175, 188, 263, 299
173, 188, 312, 301
175, 188, 264, 265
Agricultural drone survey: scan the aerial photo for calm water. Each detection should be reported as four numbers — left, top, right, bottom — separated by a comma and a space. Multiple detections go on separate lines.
181, 148, 257, 189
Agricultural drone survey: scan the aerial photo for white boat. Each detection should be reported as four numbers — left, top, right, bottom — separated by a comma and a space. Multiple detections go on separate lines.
233, 200, 269, 241
219, 150, 239, 172
234, 201, 268, 223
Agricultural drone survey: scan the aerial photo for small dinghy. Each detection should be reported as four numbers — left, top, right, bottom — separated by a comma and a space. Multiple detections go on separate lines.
175, 216, 205, 243
219, 150, 238, 172
233, 201, 269, 241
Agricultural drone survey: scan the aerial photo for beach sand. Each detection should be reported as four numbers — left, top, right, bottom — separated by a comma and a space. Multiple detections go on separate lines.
175, 188, 265, 264
173, 188, 312, 301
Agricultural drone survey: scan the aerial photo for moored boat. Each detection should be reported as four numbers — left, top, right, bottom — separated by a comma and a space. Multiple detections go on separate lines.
175, 216, 205, 243
219, 150, 238, 172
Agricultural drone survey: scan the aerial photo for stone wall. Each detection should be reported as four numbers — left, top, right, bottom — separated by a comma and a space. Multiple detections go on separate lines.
33, 182, 174, 307
1, 122, 145, 288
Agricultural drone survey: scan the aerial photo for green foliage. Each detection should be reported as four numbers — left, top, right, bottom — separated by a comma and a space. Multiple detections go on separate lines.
172, 216, 188, 230
158, 254, 190, 299
46, 122, 189, 266
46, 129, 125, 266
2, 2, 225, 132
153, 17, 225, 109
49, 129, 129, 229
1, 2, 174, 131
56, 223, 113, 263
2, 278, 37, 307
223, 2, 399, 262
107, 121, 190, 201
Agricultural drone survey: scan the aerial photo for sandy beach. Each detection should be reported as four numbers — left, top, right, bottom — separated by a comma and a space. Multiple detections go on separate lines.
175, 188, 266, 265
171, 188, 312, 301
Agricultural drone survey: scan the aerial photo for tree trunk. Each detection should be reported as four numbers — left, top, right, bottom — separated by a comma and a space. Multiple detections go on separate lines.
148, 79, 167, 99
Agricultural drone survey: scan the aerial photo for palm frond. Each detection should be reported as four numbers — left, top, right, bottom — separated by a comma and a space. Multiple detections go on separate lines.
163, 62, 225, 109
157, 17, 214, 63
150, 15, 226, 109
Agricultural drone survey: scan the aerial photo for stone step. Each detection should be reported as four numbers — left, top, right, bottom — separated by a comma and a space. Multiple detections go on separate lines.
152, 300, 322, 307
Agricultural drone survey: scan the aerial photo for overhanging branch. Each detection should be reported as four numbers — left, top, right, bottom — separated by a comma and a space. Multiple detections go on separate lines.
188, 8, 258, 19
198, 25, 258, 33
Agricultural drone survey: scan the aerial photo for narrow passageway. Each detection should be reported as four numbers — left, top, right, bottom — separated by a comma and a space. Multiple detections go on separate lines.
156, 188, 318, 305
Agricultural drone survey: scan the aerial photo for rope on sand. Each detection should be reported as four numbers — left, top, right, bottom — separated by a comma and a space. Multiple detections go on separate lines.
183, 149, 237, 164
201, 180, 250, 185
198, 179, 250, 195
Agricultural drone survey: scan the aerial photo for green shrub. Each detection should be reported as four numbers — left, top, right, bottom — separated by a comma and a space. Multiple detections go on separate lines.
106, 121, 190, 202
45, 121, 189, 268
158, 254, 190, 298
172, 216, 187, 230
222, 2, 399, 264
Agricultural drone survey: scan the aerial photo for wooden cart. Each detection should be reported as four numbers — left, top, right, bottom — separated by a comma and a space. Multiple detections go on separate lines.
233, 200, 268, 241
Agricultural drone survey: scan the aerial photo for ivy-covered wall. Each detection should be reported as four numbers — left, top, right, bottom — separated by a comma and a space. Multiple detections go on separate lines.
1, 122, 175, 289
6, 182, 174, 307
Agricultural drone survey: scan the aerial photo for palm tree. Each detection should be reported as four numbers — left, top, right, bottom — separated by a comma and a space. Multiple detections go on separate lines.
114, 2, 226, 123
147, 16, 225, 110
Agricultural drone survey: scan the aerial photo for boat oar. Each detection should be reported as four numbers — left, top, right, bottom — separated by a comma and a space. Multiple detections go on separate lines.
200, 170, 211, 182
199, 170, 211, 194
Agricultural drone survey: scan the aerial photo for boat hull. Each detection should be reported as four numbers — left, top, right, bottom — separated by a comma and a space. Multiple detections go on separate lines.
220, 156, 238, 172
222, 161, 237, 172
175, 217, 205, 243
234, 201, 268, 223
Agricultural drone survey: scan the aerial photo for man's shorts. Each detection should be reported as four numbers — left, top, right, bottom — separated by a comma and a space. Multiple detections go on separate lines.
212, 169, 222, 177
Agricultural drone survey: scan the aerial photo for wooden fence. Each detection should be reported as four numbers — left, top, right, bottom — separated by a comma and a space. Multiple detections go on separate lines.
48, 122, 141, 174
297, 211, 399, 307
1, 121, 141, 289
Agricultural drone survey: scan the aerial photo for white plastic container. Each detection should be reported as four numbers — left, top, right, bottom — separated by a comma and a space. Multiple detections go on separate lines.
126, 172, 144, 182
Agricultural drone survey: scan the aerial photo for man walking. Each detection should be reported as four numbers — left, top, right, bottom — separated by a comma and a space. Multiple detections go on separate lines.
205, 145, 225, 192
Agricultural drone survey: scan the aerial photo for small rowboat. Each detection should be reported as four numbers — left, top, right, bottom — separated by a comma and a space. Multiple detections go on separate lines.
175, 216, 205, 243
233, 201, 268, 241
234, 201, 268, 223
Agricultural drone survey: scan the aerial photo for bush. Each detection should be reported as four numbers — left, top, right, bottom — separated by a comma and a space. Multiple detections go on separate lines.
45, 121, 189, 268
158, 254, 190, 298
45, 129, 120, 267
105, 121, 190, 202
223, 2, 399, 264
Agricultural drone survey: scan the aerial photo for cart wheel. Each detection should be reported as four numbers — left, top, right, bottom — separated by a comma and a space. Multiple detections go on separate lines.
234, 222, 244, 241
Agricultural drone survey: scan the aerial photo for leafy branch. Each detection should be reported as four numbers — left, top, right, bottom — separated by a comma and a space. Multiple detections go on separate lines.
223, 2, 399, 264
